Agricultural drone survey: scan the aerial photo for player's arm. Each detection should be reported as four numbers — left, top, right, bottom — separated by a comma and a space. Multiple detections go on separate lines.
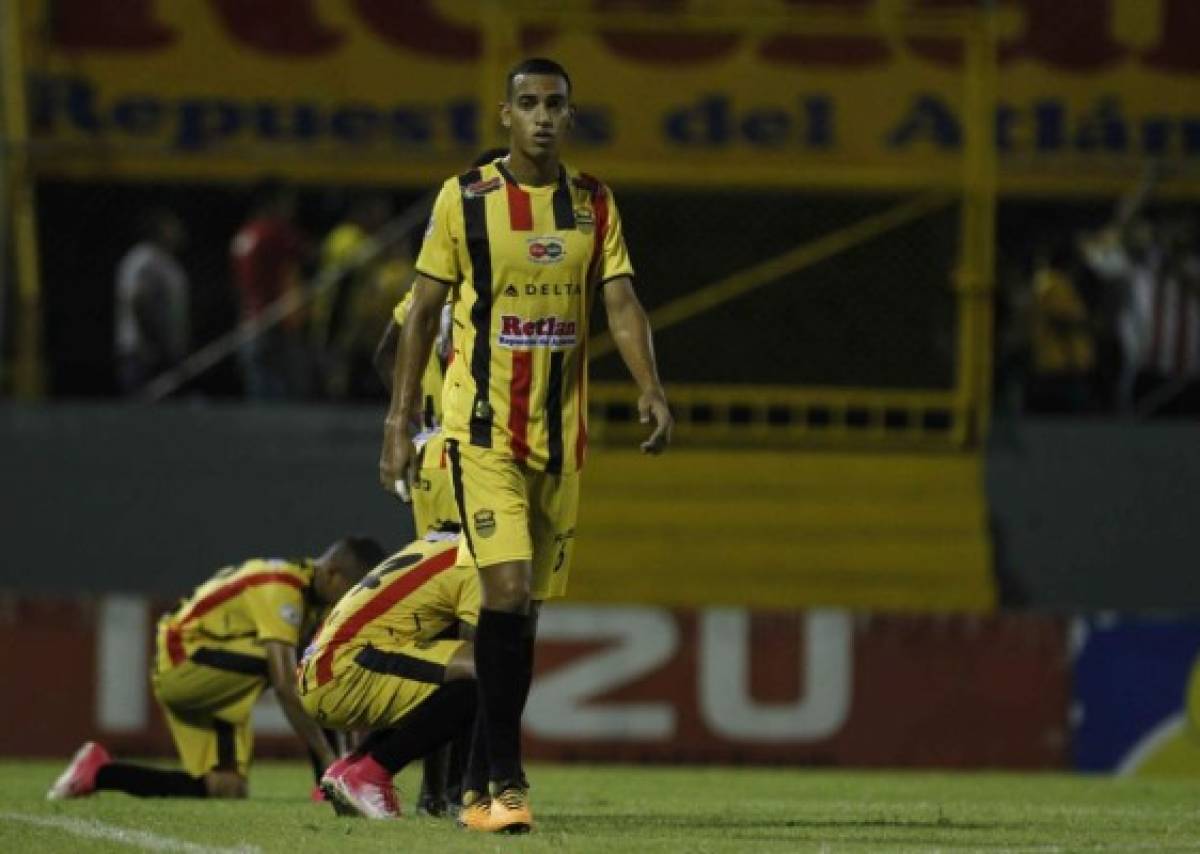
373, 318, 400, 389
602, 276, 673, 454
381, 274, 451, 495
262, 640, 338, 772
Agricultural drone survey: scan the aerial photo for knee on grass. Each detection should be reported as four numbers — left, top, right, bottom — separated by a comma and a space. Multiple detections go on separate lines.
204, 771, 248, 799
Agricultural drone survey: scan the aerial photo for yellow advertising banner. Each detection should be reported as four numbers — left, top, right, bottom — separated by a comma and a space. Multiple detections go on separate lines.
18, 0, 1200, 194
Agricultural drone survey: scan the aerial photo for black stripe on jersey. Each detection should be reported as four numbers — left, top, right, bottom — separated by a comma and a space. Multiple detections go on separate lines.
459, 168, 494, 448
445, 439, 476, 562
494, 159, 518, 187
354, 644, 447, 684
191, 647, 268, 677
546, 351, 565, 474
553, 167, 576, 230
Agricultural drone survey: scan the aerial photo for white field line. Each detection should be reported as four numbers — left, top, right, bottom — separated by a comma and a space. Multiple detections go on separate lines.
0, 812, 261, 854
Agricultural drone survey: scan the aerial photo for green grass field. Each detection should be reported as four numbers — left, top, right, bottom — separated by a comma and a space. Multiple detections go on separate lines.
1, 760, 1198, 852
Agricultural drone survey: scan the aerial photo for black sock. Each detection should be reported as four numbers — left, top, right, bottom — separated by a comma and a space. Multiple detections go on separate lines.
417, 744, 450, 814
516, 615, 538, 716
367, 680, 477, 776
461, 690, 490, 797
444, 708, 470, 806
475, 608, 530, 787
95, 763, 207, 798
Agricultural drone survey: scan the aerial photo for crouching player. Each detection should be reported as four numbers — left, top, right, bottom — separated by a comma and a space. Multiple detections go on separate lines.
298, 433, 481, 820
48, 537, 384, 801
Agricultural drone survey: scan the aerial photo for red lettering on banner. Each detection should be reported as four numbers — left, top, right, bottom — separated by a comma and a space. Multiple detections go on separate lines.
49, 0, 176, 51
351, 0, 554, 60
759, 0, 887, 68
596, 0, 740, 65
907, 0, 1127, 71
1143, 0, 1200, 73
208, 0, 343, 56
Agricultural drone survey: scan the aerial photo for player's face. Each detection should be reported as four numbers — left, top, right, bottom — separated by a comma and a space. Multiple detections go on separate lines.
502, 74, 572, 161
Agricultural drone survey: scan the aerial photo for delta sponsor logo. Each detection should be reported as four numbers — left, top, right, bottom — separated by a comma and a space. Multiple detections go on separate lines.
527, 236, 565, 264
499, 315, 578, 349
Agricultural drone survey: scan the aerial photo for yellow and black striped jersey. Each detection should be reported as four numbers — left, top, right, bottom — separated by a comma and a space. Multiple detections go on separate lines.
159, 558, 315, 668
302, 533, 479, 686
415, 159, 633, 474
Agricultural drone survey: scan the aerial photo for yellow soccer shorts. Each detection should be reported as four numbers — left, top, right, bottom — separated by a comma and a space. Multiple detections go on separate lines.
444, 438, 579, 600
412, 431, 459, 536
151, 651, 266, 778
297, 638, 465, 730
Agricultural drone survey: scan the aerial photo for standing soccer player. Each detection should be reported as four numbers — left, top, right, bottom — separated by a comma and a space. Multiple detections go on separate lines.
384, 57, 673, 833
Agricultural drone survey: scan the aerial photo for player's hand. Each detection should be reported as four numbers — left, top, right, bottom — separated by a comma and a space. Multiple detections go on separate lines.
638, 386, 673, 455
379, 420, 417, 502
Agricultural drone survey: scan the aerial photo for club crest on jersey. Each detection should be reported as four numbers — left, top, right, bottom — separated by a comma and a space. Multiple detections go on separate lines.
498, 315, 578, 349
473, 509, 497, 539
462, 177, 501, 199
527, 236, 565, 264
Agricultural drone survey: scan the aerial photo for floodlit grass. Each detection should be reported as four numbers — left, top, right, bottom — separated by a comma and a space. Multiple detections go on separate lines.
1, 760, 1199, 852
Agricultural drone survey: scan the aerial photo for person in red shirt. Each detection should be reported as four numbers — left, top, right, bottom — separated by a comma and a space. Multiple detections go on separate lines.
230, 181, 313, 399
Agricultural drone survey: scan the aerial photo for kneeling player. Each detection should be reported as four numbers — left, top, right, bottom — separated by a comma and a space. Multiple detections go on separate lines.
48, 537, 384, 801
297, 435, 481, 819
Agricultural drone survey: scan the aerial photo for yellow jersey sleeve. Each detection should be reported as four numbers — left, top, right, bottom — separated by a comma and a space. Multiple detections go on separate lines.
242, 562, 306, 646
598, 188, 634, 284
415, 180, 462, 285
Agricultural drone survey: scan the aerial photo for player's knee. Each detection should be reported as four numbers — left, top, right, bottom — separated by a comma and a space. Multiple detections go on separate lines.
204, 771, 247, 799
479, 564, 531, 612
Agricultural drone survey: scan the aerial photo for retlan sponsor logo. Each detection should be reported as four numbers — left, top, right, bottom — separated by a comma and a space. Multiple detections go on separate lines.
498, 315, 578, 349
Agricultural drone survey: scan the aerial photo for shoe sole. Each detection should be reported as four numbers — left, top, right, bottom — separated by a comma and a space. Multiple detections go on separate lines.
47, 743, 99, 801
321, 778, 398, 820
496, 821, 532, 835
320, 780, 363, 818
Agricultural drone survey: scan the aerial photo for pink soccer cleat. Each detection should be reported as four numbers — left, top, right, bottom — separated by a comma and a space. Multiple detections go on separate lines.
47, 741, 110, 800
320, 754, 400, 819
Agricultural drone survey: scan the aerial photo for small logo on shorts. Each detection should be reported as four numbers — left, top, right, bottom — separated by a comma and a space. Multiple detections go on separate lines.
474, 509, 497, 539
279, 603, 301, 627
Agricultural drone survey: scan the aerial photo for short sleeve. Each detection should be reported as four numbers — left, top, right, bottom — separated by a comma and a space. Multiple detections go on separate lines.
244, 569, 305, 646
597, 188, 634, 284
415, 180, 462, 285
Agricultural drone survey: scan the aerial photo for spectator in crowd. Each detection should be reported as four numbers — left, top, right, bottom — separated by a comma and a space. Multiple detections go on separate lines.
230, 180, 312, 400
1026, 240, 1097, 413
113, 208, 190, 394
1073, 165, 1200, 417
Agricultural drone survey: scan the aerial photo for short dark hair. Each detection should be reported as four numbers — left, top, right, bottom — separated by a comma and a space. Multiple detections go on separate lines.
339, 536, 386, 573
506, 57, 571, 100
